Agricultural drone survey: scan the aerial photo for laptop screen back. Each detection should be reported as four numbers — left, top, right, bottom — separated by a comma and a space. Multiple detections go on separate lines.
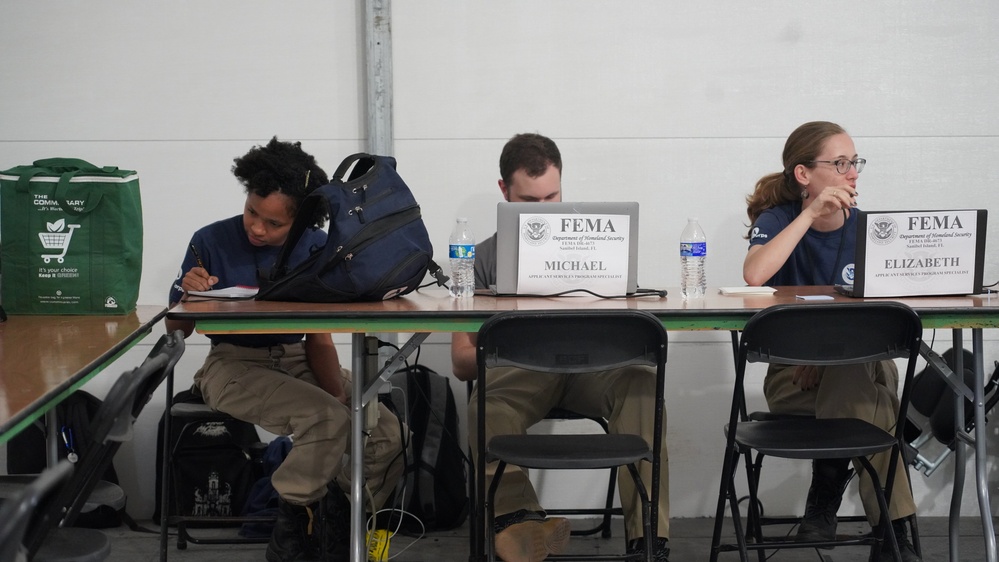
494, 201, 640, 295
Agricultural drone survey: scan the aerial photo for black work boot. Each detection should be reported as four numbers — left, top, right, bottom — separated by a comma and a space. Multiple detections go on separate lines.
874, 518, 922, 562
266, 498, 319, 562
795, 458, 852, 544
626, 536, 670, 562
317, 486, 351, 562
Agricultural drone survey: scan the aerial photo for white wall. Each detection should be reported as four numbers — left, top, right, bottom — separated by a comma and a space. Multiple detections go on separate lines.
2, 1, 999, 523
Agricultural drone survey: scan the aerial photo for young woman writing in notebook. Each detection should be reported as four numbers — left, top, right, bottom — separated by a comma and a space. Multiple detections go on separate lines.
166, 138, 405, 562
742, 121, 921, 561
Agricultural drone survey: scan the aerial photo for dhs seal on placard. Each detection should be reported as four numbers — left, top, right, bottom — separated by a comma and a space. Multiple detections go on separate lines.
868, 216, 898, 246
522, 216, 551, 246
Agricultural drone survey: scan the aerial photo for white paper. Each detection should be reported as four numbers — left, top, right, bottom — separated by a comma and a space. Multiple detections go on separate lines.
516, 213, 630, 295
719, 286, 777, 295
188, 285, 258, 299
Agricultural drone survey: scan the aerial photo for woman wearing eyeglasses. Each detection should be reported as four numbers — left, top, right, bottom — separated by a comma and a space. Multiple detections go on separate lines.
743, 121, 920, 561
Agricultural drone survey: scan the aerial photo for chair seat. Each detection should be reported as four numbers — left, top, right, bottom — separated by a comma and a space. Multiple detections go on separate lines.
735, 417, 896, 460
487, 434, 652, 470
170, 400, 226, 419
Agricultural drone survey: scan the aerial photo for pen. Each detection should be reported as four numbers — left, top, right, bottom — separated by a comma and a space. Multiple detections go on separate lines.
190, 243, 206, 271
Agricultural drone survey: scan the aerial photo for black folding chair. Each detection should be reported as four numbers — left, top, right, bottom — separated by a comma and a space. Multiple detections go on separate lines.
709, 302, 923, 562
541, 407, 623, 538
16, 331, 185, 561
472, 310, 668, 562
464, 384, 621, 543
0, 460, 74, 562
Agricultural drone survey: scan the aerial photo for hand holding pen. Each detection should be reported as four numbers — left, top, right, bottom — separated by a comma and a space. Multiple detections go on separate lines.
184, 243, 218, 292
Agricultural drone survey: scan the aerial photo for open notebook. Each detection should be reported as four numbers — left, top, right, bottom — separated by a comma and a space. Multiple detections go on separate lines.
187, 285, 259, 299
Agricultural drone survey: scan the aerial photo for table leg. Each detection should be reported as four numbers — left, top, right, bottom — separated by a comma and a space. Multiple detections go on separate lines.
45, 409, 59, 467
972, 329, 997, 562
473, 367, 486, 561
160, 366, 175, 562
950, 331, 965, 562
349, 332, 431, 561
942, 329, 997, 562
350, 333, 367, 562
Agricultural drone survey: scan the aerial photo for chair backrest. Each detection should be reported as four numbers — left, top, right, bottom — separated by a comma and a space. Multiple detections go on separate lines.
732, 302, 923, 445
23, 331, 185, 556
0, 461, 74, 562
476, 309, 667, 374
473, 309, 669, 554
740, 302, 922, 366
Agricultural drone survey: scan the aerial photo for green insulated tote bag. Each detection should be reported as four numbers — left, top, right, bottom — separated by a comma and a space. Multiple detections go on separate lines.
0, 158, 142, 314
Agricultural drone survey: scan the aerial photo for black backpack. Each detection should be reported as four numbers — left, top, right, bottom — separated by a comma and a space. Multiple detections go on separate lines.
383, 364, 469, 532
6, 389, 122, 529
906, 347, 999, 446
256, 153, 443, 303
153, 390, 264, 526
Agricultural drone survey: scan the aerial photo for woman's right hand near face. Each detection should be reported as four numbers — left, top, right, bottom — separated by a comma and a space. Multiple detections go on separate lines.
807, 185, 857, 220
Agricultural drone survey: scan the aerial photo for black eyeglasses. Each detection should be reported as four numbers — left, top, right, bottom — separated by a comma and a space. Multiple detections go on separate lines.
808, 158, 866, 174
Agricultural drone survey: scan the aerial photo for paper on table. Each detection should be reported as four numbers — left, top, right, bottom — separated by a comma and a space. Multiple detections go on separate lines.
718, 286, 777, 296
188, 285, 258, 299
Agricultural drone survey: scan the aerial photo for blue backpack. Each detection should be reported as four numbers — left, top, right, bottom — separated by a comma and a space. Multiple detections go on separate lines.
256, 153, 443, 302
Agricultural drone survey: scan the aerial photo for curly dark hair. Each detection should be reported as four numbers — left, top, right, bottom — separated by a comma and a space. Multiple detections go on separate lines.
499, 133, 562, 186
231, 136, 330, 228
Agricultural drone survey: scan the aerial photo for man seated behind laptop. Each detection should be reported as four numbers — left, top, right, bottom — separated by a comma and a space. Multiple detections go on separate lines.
450, 133, 671, 562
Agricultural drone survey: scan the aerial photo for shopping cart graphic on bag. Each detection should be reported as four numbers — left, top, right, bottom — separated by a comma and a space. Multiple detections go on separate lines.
38, 221, 81, 264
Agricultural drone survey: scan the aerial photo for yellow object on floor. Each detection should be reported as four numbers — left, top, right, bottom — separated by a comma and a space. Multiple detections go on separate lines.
367, 529, 391, 561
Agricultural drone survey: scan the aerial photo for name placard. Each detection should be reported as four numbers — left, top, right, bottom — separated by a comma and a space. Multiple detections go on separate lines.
516, 213, 630, 294
860, 210, 981, 297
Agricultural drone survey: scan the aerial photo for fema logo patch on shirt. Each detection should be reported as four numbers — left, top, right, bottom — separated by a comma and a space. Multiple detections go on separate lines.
843, 263, 855, 283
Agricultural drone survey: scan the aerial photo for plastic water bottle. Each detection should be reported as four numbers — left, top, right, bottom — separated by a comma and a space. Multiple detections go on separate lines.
680, 218, 707, 299
449, 218, 475, 298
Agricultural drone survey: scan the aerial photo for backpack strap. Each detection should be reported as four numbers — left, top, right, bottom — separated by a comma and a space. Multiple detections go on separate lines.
426, 259, 449, 287
256, 187, 328, 293
331, 153, 378, 183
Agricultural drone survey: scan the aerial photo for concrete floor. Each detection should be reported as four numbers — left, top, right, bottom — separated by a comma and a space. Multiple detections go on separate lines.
102, 516, 995, 561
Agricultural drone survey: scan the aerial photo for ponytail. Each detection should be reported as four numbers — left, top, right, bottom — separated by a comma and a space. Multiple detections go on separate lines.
745, 171, 797, 237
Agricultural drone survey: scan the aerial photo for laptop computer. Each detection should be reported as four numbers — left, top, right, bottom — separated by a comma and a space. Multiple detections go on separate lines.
493, 201, 640, 296
835, 209, 988, 297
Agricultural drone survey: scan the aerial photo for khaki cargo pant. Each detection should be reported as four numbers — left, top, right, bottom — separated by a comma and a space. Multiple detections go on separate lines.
763, 360, 916, 524
194, 342, 405, 509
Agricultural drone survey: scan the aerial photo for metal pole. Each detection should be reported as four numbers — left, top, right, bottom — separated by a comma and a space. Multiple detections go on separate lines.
363, 0, 401, 491
353, 6, 396, 559
350, 333, 367, 562
365, 0, 393, 157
